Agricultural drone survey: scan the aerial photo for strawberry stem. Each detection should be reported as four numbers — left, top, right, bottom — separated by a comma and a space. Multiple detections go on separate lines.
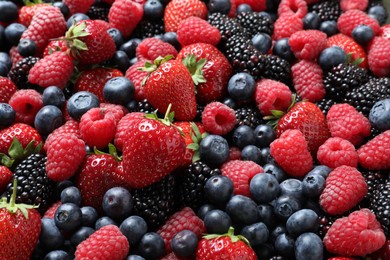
203, 227, 252, 247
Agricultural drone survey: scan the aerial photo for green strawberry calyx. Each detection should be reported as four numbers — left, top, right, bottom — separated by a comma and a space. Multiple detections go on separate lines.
139, 55, 175, 86
62, 21, 91, 58
203, 226, 251, 246
145, 103, 175, 127
263, 94, 299, 128
345, 52, 364, 67
182, 54, 207, 87
23, 0, 43, 6
0, 179, 38, 219
186, 122, 208, 163
93, 143, 122, 162
0, 137, 42, 169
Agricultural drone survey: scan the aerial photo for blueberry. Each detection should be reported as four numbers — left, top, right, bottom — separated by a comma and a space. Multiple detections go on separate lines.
107, 28, 124, 49
53, 2, 70, 18
286, 209, 319, 237
257, 204, 277, 229
352, 25, 374, 46
236, 4, 253, 14
204, 175, 234, 207
241, 145, 262, 164
303, 12, 321, 30
61, 186, 82, 206
227, 72, 256, 102
274, 233, 295, 257
197, 204, 216, 220
306, 165, 331, 179
252, 33, 272, 54
54, 203, 82, 232
95, 216, 117, 230
266, 0, 280, 12
302, 174, 325, 197
4, 23, 26, 46
0, 25, 4, 46
253, 124, 276, 148
280, 178, 303, 202
80, 206, 98, 227
70, 226, 95, 247
295, 233, 323, 260
208, 0, 231, 14
273, 195, 301, 221
129, 57, 138, 66
0, 62, 7, 76
204, 209, 232, 234
319, 20, 338, 37
102, 187, 133, 221
67, 91, 100, 120
53, 180, 74, 200
270, 224, 287, 244
304, 199, 323, 216
263, 163, 287, 183
240, 222, 269, 246
34, 105, 63, 137
66, 13, 90, 29
162, 32, 180, 50
199, 134, 229, 168
120, 38, 141, 59
108, 50, 131, 73
40, 218, 65, 251
120, 215, 148, 245
368, 5, 387, 25
369, 99, 390, 131
232, 125, 256, 148
103, 77, 135, 106
250, 173, 280, 203
18, 38, 37, 57
42, 86, 66, 108
44, 250, 72, 260
222, 97, 237, 109
0, 103, 15, 127
260, 147, 273, 165
0, 52, 12, 70
0, 1, 18, 22
273, 38, 295, 62
144, 0, 164, 20
225, 195, 259, 225
171, 230, 198, 257
318, 46, 347, 71
126, 256, 145, 260
138, 232, 166, 259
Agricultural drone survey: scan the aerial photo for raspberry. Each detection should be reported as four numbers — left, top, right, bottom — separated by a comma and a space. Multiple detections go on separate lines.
177, 17, 221, 47
75, 225, 129, 260
125, 60, 149, 101
220, 160, 263, 197
289, 30, 327, 60
326, 103, 371, 146
157, 207, 205, 254
201, 102, 236, 135
367, 36, 390, 77
136, 38, 178, 62
380, 24, 390, 40
63, 0, 94, 15
43, 201, 61, 219
317, 137, 358, 169
278, 0, 308, 18
270, 129, 313, 177
357, 130, 390, 170
320, 166, 367, 215
324, 208, 386, 256
254, 79, 292, 116
108, 0, 143, 38
337, 10, 381, 37
340, 0, 368, 12
0, 77, 17, 103
235, 0, 266, 12
44, 119, 81, 151
8, 89, 43, 125
114, 112, 145, 152
291, 60, 325, 102
228, 146, 241, 161
9, 46, 23, 67
272, 13, 304, 40
99, 103, 126, 124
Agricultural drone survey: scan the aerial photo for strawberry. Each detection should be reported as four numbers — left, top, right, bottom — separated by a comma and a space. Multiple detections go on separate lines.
43, 201, 61, 219
108, 0, 144, 38
164, 0, 208, 32
0, 165, 12, 193
177, 17, 221, 47
0, 77, 17, 103
114, 112, 145, 152
196, 227, 257, 259
18, 1, 50, 27
121, 107, 186, 188
0, 180, 41, 260
42, 38, 68, 57
63, 0, 94, 15
142, 56, 198, 121
0, 123, 42, 154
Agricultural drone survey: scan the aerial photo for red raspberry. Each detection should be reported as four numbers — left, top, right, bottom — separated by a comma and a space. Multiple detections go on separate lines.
157, 207, 205, 254
324, 208, 386, 256
177, 17, 221, 47
114, 112, 145, 152
357, 130, 390, 170
201, 101, 236, 135
99, 103, 126, 124
136, 38, 178, 62
291, 60, 325, 102
0, 123, 42, 154
9, 46, 23, 67
235, 0, 266, 12
0, 166, 12, 193
272, 13, 304, 40
289, 30, 327, 60
367, 36, 390, 77
340, 0, 368, 12
317, 137, 358, 169
125, 60, 149, 101
320, 166, 367, 215
270, 129, 313, 177
326, 103, 371, 146
46, 133, 86, 181
44, 119, 81, 151
75, 225, 129, 260
220, 160, 264, 197
63, 0, 94, 15
278, 0, 308, 18
8, 89, 43, 125
228, 146, 241, 161
43, 201, 61, 219
337, 10, 381, 37
161, 252, 181, 260
0, 77, 17, 103
380, 24, 390, 40
254, 79, 292, 116
108, 0, 143, 38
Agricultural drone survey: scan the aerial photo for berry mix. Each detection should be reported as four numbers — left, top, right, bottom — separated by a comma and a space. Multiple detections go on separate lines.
0, 0, 389, 259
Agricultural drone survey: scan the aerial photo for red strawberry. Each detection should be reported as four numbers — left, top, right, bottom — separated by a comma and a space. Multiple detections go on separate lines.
324, 208, 386, 256
125, 60, 149, 101
177, 17, 221, 47
43, 201, 61, 219
278, 0, 308, 18
288, 29, 327, 60
357, 130, 390, 170
196, 227, 257, 259
0, 165, 12, 193
114, 112, 145, 152
272, 13, 304, 40
164, 0, 208, 32
235, 0, 266, 12
0, 77, 17, 103
0, 123, 42, 154
317, 137, 358, 169
63, 0, 94, 15
340, 0, 368, 12
255, 79, 292, 116
367, 36, 390, 77
108, 0, 143, 38
18, 2, 50, 27
43, 38, 69, 57
8, 89, 43, 125
136, 37, 178, 62
337, 9, 381, 37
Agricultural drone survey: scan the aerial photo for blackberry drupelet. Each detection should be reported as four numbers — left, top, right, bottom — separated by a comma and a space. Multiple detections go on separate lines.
323, 63, 369, 102
370, 180, 390, 236
179, 161, 221, 211
317, 215, 339, 238
132, 19, 165, 39
86, 2, 110, 21
195, 104, 204, 122
235, 106, 263, 129
309, 0, 342, 22
5, 154, 54, 212
132, 174, 178, 231
127, 99, 156, 114
8, 56, 40, 89
207, 12, 248, 44
360, 170, 387, 207
262, 55, 292, 86
236, 12, 274, 37
316, 98, 336, 115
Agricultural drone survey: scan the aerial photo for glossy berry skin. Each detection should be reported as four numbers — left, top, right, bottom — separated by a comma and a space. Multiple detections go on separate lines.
295, 233, 323, 260
80, 206, 98, 227
369, 99, 390, 131
226, 195, 259, 225
199, 134, 230, 168
251, 33, 272, 54
228, 72, 256, 101
302, 174, 325, 197
4, 23, 26, 46
0, 103, 15, 127
273, 38, 295, 62
42, 86, 66, 108
320, 21, 339, 37
120, 216, 148, 245
66, 91, 100, 120
303, 12, 321, 30
54, 203, 82, 232
95, 216, 117, 230
337, 9, 380, 37
204, 175, 234, 207
0, 123, 42, 154
17, 38, 37, 57
352, 25, 374, 46
317, 137, 358, 169
289, 29, 327, 60
102, 187, 133, 221
254, 124, 276, 148
232, 125, 256, 148
34, 105, 63, 137
44, 250, 72, 260
40, 217, 65, 251
70, 226, 95, 247
280, 178, 304, 202
208, 0, 231, 14
9, 89, 43, 125
66, 13, 90, 29
0, 1, 18, 22
138, 232, 166, 259
255, 79, 292, 116
204, 209, 232, 234
202, 101, 236, 136
286, 209, 319, 237
171, 230, 198, 257
103, 77, 135, 106
240, 222, 269, 247
60, 186, 82, 206
250, 173, 280, 203
275, 233, 295, 258
144, 0, 164, 20
273, 195, 301, 220
318, 46, 347, 71
241, 145, 262, 164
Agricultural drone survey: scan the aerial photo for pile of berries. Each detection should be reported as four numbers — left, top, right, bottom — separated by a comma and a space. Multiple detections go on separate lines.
0, 0, 390, 259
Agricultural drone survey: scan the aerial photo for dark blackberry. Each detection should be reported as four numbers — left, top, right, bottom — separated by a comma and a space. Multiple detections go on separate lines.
235, 106, 263, 129
262, 55, 292, 86
195, 104, 204, 122
8, 56, 40, 89
132, 174, 178, 231
370, 180, 390, 236
360, 169, 387, 207
316, 98, 336, 115
5, 154, 54, 212
86, 2, 110, 21
127, 99, 156, 114
309, 0, 342, 21
342, 77, 390, 117
207, 12, 248, 44
132, 19, 165, 39
323, 63, 369, 102
179, 161, 221, 211
268, 256, 288, 260
317, 215, 339, 238
236, 12, 274, 37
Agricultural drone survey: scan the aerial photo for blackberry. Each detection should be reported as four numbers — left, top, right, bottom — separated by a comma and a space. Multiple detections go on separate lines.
5, 154, 54, 212
179, 161, 221, 211
370, 180, 390, 236
207, 12, 248, 44
342, 77, 390, 117
86, 2, 110, 21
317, 215, 339, 238
310, 0, 342, 21
236, 12, 274, 37
132, 19, 165, 39
235, 106, 263, 129
262, 55, 292, 86
323, 63, 369, 102
132, 174, 178, 230
195, 104, 204, 122
316, 98, 336, 115
360, 170, 387, 207
8, 56, 40, 89
127, 99, 156, 114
